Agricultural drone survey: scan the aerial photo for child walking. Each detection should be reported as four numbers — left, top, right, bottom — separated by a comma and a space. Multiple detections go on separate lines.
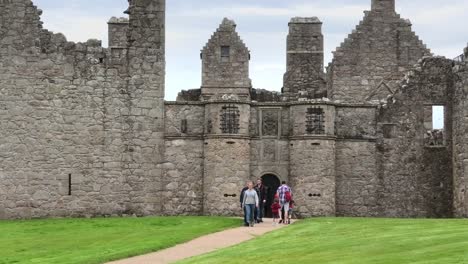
287, 200, 295, 224
271, 197, 281, 226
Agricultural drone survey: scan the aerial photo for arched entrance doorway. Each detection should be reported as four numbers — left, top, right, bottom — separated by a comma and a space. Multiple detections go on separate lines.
261, 174, 281, 218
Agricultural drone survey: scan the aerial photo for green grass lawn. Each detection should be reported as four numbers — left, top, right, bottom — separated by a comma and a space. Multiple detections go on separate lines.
0, 216, 241, 264
179, 218, 468, 264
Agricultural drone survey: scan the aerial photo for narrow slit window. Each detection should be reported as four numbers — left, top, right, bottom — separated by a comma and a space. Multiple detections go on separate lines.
68, 174, 72, 196
181, 119, 188, 134
424, 105, 445, 146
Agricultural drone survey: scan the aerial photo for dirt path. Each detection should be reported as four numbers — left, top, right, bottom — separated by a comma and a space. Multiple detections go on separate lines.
107, 218, 292, 264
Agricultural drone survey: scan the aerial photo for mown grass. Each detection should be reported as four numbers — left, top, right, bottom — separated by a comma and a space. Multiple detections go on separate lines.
179, 218, 468, 264
0, 216, 241, 264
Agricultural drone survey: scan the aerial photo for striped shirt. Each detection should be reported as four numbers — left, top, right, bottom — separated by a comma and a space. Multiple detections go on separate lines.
277, 185, 291, 204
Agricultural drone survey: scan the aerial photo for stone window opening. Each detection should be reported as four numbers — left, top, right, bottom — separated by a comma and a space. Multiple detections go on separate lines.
181, 119, 188, 134
382, 123, 397, 139
306, 107, 325, 135
68, 174, 72, 196
220, 104, 240, 134
424, 105, 445, 146
221, 46, 230, 62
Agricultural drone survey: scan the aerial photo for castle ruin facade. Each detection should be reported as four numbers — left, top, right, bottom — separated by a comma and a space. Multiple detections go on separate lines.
1, 0, 468, 219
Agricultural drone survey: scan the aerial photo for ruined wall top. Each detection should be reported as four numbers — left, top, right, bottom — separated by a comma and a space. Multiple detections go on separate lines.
464, 43, 468, 58
289, 17, 322, 24
371, 0, 395, 12
108, 17, 129, 24
127, 0, 165, 48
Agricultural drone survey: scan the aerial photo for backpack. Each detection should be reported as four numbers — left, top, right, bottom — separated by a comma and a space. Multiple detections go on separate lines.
285, 191, 292, 202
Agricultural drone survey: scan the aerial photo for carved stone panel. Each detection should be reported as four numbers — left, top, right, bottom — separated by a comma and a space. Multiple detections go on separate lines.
262, 110, 279, 137
262, 139, 277, 162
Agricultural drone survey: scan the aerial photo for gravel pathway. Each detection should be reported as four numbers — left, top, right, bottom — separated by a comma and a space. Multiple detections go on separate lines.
107, 218, 292, 264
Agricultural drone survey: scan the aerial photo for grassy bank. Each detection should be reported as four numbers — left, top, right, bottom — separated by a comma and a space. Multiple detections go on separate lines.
0, 216, 241, 264
180, 217, 468, 264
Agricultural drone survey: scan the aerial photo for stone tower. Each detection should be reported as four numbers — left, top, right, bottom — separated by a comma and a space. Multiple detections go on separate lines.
200, 19, 252, 216
289, 104, 337, 216
283, 17, 326, 100
123, 0, 166, 215
200, 18, 251, 101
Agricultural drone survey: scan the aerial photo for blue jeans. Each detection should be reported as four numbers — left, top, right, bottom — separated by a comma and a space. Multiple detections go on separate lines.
255, 202, 264, 220
244, 204, 255, 225
243, 205, 248, 225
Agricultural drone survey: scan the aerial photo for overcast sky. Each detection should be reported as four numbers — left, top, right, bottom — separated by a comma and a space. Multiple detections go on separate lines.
33, 0, 468, 101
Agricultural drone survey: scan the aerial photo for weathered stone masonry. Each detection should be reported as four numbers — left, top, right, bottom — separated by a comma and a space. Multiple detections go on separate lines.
0, 0, 165, 218
1, 0, 468, 219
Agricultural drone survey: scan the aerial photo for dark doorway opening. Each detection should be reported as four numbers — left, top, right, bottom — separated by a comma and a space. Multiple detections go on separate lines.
261, 174, 281, 218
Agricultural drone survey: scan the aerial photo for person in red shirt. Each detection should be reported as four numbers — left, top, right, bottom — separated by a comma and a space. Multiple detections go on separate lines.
271, 197, 281, 226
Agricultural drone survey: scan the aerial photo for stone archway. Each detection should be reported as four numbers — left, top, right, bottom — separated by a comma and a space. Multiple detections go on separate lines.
261, 174, 281, 218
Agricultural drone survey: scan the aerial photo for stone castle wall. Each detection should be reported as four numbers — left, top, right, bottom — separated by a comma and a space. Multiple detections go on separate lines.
0, 0, 166, 219
203, 137, 251, 216
376, 57, 455, 217
162, 103, 205, 215
453, 57, 468, 217
335, 140, 380, 216
1, 0, 467, 219
334, 106, 379, 216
